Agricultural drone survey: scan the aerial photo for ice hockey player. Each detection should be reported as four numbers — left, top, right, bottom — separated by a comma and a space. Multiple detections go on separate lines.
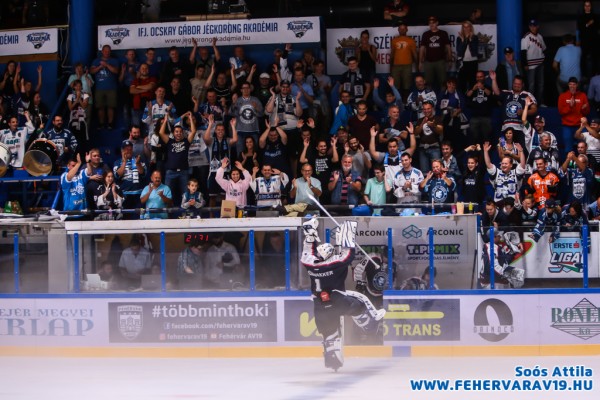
480, 231, 525, 288
301, 216, 386, 371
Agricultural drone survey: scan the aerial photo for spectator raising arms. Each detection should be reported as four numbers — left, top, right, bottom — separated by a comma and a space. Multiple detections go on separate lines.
215, 158, 252, 207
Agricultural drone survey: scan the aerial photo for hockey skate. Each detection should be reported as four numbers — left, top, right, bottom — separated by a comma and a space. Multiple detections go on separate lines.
323, 332, 343, 371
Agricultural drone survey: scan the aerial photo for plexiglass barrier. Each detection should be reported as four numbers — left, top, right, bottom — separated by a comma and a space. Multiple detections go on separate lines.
479, 223, 597, 290
1, 216, 599, 294
75, 229, 300, 293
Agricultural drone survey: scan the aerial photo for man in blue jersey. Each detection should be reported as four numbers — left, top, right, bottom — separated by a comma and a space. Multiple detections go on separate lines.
114, 139, 147, 215
61, 153, 92, 213
42, 115, 77, 167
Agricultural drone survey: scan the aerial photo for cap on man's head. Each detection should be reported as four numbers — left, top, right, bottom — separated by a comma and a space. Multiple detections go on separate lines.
504, 47, 514, 54
545, 199, 557, 208
337, 125, 347, 131
121, 140, 133, 148
568, 76, 579, 84
535, 115, 545, 124
259, 73, 270, 79
280, 79, 290, 86
591, 118, 600, 124
529, 19, 539, 26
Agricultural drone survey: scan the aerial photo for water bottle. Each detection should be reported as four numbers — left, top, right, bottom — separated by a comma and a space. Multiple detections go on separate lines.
144, 209, 150, 220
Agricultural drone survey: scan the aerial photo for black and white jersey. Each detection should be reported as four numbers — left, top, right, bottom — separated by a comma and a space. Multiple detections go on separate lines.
487, 164, 526, 203
301, 241, 355, 296
251, 173, 289, 206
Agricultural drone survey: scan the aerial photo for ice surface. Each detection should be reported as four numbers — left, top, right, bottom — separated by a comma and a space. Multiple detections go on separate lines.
0, 355, 598, 399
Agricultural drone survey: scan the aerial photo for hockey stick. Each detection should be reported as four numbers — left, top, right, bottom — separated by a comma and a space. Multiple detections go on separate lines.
306, 193, 382, 268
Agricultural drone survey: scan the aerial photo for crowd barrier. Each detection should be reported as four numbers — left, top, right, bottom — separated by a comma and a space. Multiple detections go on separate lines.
1, 292, 599, 357
2, 215, 600, 357
0, 214, 598, 295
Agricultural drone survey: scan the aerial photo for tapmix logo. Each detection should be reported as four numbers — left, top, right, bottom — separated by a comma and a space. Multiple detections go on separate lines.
406, 244, 460, 255
287, 20, 313, 38
473, 298, 514, 342
551, 298, 600, 340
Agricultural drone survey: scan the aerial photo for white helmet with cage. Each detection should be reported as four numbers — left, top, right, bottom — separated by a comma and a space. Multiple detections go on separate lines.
316, 243, 335, 261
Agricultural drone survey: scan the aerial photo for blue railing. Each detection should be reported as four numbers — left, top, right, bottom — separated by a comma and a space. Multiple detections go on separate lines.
2, 220, 597, 296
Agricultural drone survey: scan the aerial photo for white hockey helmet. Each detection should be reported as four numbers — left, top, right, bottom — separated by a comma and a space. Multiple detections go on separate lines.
316, 243, 335, 261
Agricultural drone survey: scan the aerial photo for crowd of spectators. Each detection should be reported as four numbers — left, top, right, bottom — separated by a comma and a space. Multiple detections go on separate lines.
1, 2, 600, 228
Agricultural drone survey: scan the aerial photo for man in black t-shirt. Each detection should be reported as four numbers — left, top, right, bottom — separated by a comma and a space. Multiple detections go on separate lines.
300, 136, 339, 204
158, 112, 196, 207
465, 70, 495, 145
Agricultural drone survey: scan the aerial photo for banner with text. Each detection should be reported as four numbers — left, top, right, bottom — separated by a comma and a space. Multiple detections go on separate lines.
319, 215, 479, 290
477, 231, 600, 280
1, 295, 599, 349
0, 298, 105, 346
326, 24, 497, 75
108, 300, 277, 343
0, 28, 58, 56
98, 17, 321, 50
457, 294, 600, 347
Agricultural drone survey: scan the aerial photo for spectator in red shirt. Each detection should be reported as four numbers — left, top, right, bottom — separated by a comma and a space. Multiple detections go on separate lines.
348, 100, 379, 149
558, 77, 590, 158
129, 63, 157, 130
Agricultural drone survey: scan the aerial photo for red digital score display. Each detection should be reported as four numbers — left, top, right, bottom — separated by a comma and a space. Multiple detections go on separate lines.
183, 233, 210, 244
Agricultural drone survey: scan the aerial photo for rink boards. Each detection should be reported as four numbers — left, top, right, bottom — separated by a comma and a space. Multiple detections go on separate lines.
1, 292, 600, 357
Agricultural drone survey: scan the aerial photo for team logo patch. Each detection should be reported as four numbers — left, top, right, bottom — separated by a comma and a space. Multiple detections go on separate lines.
287, 20, 313, 38
371, 270, 388, 292
26, 32, 50, 49
334, 36, 360, 65
548, 238, 584, 273
117, 305, 143, 340
432, 184, 449, 202
477, 33, 496, 63
104, 27, 130, 45
505, 100, 522, 119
